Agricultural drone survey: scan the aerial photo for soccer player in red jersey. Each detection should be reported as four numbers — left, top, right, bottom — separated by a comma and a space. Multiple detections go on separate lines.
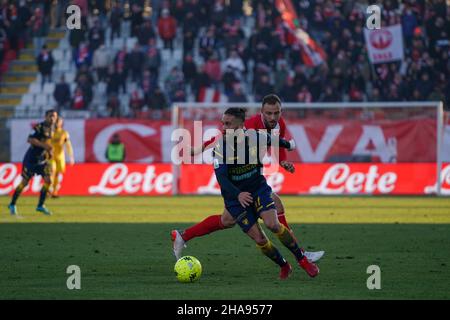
172, 94, 325, 263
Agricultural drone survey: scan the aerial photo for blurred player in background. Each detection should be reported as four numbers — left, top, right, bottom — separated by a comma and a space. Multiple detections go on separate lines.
50, 116, 74, 198
8, 110, 58, 216
172, 94, 325, 262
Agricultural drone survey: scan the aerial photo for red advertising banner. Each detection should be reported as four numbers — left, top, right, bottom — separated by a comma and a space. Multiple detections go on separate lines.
0, 163, 173, 196
283, 118, 437, 162
1, 163, 449, 196
11, 118, 447, 164
180, 163, 448, 195
81, 118, 439, 164
84, 119, 171, 163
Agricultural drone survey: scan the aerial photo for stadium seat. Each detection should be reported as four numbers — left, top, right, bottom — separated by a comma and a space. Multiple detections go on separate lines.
126, 37, 137, 50
43, 83, 56, 95
120, 20, 131, 38
60, 110, 91, 119
96, 82, 107, 95
35, 94, 48, 107
128, 82, 137, 92
65, 73, 75, 83
20, 93, 34, 106
113, 38, 125, 50
14, 104, 28, 117
52, 49, 63, 61
29, 82, 41, 94
92, 97, 107, 109
58, 61, 71, 72
119, 94, 130, 107
48, 94, 56, 107
156, 37, 164, 49
173, 49, 183, 62
161, 49, 171, 61
104, 29, 112, 44
62, 49, 72, 61
59, 38, 70, 49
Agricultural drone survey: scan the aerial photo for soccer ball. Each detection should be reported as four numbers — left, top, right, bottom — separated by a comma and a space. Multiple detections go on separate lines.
174, 256, 202, 283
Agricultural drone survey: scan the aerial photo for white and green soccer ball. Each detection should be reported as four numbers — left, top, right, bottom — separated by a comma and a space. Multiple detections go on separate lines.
174, 256, 202, 283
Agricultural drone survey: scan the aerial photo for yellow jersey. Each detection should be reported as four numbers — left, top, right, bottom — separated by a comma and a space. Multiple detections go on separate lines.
51, 128, 73, 162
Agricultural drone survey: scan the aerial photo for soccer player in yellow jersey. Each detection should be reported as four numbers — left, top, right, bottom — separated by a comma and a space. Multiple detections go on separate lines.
50, 116, 74, 198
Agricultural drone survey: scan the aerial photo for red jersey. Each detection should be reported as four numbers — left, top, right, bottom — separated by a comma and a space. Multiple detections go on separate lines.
203, 114, 288, 162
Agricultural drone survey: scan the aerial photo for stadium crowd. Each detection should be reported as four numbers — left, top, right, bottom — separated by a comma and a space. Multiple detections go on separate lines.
1, 0, 449, 117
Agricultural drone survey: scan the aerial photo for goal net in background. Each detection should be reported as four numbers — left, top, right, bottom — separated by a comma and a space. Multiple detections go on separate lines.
172, 101, 446, 196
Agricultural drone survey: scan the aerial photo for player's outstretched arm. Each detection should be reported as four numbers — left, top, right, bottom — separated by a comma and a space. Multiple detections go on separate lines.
28, 137, 52, 151
277, 137, 296, 173
260, 131, 295, 150
190, 145, 204, 156
278, 137, 296, 151
257, 131, 296, 174
190, 136, 217, 156
66, 138, 75, 165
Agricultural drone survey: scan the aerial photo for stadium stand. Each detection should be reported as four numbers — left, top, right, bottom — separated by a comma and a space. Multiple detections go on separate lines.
1, 0, 449, 120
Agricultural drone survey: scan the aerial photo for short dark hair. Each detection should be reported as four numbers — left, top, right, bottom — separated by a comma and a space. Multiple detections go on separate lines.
262, 94, 282, 107
224, 107, 246, 123
45, 109, 57, 116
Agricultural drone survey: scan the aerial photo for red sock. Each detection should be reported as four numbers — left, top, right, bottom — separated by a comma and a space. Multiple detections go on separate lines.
182, 215, 224, 242
277, 211, 291, 230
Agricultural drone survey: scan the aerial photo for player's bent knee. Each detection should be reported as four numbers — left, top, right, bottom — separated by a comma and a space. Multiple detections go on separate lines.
266, 221, 281, 233
221, 210, 236, 228
222, 220, 235, 228
250, 233, 268, 246
221, 215, 236, 228
260, 210, 280, 232
255, 238, 268, 246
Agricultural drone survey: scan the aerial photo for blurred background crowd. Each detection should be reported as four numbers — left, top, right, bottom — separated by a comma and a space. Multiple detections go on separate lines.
0, 0, 449, 119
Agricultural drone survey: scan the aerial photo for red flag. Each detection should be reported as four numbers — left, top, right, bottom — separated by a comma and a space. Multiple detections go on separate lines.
197, 87, 228, 103
275, 0, 327, 66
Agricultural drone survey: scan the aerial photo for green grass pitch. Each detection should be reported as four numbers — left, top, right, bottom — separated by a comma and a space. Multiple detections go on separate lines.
1, 195, 449, 299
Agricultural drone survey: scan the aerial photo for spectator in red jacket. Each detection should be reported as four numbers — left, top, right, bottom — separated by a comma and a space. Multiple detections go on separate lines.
157, 9, 177, 51
297, 85, 313, 103
71, 87, 86, 110
129, 88, 144, 117
204, 53, 222, 86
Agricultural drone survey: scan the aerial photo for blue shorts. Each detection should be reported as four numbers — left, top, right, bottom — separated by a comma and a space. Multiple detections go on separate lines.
22, 161, 51, 180
225, 184, 276, 233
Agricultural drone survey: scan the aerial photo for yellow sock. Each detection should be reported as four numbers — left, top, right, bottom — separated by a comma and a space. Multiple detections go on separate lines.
256, 240, 286, 267
52, 172, 60, 194
275, 225, 304, 260
275, 225, 296, 246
